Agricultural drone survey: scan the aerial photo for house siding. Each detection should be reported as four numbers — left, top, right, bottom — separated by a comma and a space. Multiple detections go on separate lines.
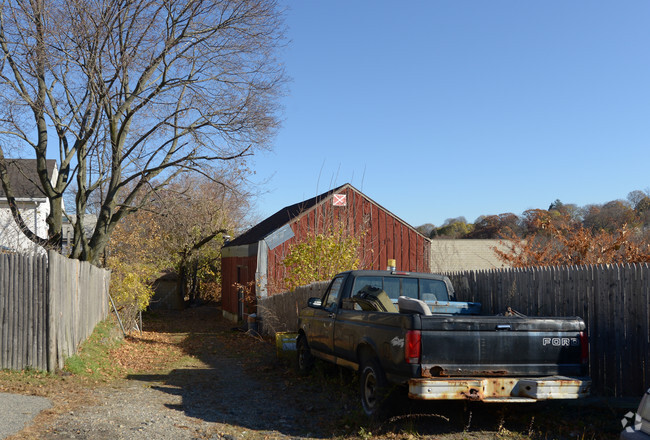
0, 199, 49, 254
0, 159, 58, 255
265, 185, 430, 293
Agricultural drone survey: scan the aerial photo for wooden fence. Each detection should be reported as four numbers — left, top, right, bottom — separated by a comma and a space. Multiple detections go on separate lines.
446, 263, 649, 398
0, 250, 110, 372
259, 263, 648, 398
258, 281, 329, 334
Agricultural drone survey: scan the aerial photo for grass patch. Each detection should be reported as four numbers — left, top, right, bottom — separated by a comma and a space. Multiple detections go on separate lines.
0, 367, 55, 387
64, 318, 124, 381
64, 317, 193, 379
0, 320, 124, 395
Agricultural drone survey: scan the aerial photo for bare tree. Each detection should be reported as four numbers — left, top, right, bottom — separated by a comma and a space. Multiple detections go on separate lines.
155, 172, 252, 301
0, 0, 286, 264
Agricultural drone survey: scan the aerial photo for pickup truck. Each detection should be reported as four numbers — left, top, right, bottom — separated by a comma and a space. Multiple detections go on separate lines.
297, 269, 591, 416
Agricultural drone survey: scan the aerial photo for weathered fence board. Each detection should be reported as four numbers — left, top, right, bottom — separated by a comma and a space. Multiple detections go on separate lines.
0, 253, 41, 370
447, 263, 650, 398
258, 281, 329, 334
257, 264, 648, 398
0, 251, 110, 372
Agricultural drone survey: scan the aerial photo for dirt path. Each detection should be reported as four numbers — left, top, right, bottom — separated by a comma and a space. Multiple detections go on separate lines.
9, 306, 345, 440
33, 345, 319, 439
6, 306, 626, 440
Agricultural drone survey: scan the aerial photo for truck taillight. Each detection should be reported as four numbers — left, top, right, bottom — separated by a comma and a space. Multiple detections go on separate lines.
580, 331, 589, 365
405, 330, 421, 364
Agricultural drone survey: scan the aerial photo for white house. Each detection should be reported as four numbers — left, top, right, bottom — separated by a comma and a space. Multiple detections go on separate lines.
0, 159, 58, 255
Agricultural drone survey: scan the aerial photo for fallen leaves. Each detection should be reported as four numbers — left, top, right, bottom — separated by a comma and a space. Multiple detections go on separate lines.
109, 331, 187, 372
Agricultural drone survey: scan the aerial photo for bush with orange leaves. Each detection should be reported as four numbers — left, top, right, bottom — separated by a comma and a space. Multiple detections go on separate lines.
495, 210, 650, 267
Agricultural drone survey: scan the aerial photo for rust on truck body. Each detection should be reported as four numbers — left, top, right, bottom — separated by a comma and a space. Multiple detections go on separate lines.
408, 376, 591, 402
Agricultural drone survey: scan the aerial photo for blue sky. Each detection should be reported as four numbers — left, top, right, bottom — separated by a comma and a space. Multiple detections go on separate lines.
250, 1, 650, 228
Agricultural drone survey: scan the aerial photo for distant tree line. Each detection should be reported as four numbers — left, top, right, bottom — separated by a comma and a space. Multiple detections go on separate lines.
417, 190, 650, 267
417, 190, 650, 241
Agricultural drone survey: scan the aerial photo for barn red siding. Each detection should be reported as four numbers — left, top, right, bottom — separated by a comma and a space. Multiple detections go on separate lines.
262, 186, 430, 293
221, 184, 431, 318
221, 255, 257, 317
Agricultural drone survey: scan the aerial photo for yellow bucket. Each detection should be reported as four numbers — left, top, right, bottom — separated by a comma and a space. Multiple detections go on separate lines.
275, 332, 298, 359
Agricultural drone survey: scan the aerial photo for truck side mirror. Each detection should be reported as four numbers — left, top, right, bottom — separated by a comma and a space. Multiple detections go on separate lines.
308, 297, 323, 308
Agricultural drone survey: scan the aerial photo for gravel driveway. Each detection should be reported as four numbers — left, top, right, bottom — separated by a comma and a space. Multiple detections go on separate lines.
9, 307, 342, 440
35, 348, 319, 440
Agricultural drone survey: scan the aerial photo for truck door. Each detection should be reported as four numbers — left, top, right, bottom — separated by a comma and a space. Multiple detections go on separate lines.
308, 276, 344, 357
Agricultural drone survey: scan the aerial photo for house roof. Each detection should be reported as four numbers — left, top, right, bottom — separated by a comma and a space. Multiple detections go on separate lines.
0, 159, 57, 199
430, 239, 511, 272
225, 184, 348, 247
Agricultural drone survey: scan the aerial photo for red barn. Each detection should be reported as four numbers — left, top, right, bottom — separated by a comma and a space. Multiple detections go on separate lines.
220, 183, 430, 322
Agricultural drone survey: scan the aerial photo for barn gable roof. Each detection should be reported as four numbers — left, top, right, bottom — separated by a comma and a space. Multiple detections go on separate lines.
225, 184, 348, 248
225, 183, 428, 249
0, 159, 57, 199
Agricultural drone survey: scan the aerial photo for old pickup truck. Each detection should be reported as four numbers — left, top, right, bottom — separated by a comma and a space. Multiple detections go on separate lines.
297, 269, 591, 416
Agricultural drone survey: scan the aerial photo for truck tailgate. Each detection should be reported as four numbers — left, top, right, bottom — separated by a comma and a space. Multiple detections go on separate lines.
418, 315, 587, 377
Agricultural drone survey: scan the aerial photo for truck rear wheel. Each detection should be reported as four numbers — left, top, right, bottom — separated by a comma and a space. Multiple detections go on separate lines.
296, 334, 314, 374
360, 357, 388, 417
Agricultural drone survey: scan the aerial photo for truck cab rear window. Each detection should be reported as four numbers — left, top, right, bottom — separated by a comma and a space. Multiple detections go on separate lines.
420, 279, 449, 302
351, 276, 449, 303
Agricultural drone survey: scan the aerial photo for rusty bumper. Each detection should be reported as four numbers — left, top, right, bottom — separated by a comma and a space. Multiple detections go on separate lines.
408, 376, 591, 402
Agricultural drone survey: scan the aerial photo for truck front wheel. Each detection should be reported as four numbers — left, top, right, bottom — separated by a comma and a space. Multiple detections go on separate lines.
296, 334, 314, 374
360, 357, 388, 417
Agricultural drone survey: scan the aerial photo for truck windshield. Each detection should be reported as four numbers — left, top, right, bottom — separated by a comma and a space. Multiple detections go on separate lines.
351, 276, 449, 302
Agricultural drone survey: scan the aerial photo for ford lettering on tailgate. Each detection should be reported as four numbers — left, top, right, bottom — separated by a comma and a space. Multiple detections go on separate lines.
543, 337, 579, 347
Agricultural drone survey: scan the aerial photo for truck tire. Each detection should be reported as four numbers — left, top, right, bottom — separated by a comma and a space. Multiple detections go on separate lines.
360, 357, 388, 417
296, 334, 314, 374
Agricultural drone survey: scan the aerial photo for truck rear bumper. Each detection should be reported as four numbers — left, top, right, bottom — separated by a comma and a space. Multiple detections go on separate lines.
408, 376, 591, 402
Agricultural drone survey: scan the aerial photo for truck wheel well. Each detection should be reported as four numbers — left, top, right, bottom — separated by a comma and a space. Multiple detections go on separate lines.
357, 344, 377, 365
